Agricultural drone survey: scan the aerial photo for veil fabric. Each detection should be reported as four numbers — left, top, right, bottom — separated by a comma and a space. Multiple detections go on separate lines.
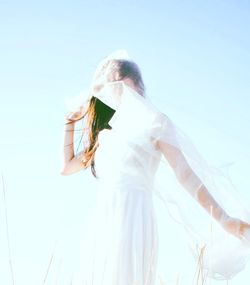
95, 80, 250, 280
64, 51, 250, 282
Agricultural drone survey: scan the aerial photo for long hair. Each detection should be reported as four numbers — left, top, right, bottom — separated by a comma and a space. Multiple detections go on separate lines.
66, 59, 145, 178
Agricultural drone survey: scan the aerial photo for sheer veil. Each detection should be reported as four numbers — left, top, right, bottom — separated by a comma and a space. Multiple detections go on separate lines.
65, 50, 250, 281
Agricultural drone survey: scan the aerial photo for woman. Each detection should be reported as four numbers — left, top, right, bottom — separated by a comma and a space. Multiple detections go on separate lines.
61, 50, 250, 284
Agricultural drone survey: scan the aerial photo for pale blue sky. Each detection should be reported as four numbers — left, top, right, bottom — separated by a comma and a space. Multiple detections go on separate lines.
0, 0, 250, 284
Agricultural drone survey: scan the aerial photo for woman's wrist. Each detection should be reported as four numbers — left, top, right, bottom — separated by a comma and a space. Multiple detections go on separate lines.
64, 117, 76, 125
64, 122, 76, 131
64, 121, 74, 125
219, 211, 231, 224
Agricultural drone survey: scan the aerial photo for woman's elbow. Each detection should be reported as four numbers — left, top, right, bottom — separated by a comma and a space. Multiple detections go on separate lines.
60, 160, 86, 176
60, 165, 71, 176
60, 170, 68, 176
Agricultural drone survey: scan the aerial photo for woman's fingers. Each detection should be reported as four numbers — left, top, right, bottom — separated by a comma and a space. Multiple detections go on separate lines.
66, 106, 85, 121
225, 218, 250, 242
238, 221, 250, 239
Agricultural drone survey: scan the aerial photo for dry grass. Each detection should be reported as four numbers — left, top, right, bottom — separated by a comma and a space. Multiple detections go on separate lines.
1, 172, 15, 285
157, 205, 230, 285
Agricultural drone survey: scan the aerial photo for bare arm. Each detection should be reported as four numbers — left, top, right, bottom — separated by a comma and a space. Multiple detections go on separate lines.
156, 139, 250, 239
60, 108, 86, 175
156, 139, 230, 223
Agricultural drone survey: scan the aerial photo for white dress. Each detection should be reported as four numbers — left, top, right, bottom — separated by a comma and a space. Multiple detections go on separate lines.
58, 82, 250, 285
74, 99, 162, 285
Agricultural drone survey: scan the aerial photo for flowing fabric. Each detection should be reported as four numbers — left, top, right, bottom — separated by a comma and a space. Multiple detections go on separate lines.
57, 51, 250, 285
60, 79, 250, 285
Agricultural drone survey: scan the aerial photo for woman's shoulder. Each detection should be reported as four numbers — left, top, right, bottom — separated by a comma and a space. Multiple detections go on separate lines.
151, 109, 171, 126
147, 109, 177, 142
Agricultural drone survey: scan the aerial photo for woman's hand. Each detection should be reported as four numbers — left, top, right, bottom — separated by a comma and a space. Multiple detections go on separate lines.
223, 216, 250, 241
65, 106, 85, 123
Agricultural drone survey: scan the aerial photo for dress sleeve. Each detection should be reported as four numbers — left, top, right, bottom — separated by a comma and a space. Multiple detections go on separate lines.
151, 112, 203, 198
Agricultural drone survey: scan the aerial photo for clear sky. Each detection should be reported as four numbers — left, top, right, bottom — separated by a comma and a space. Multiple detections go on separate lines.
0, 0, 250, 284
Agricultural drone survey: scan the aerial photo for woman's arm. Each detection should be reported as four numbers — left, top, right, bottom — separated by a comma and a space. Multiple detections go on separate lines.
156, 139, 250, 240
156, 139, 230, 222
60, 107, 86, 175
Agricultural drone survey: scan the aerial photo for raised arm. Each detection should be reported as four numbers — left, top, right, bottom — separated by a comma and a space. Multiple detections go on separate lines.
156, 139, 250, 240
60, 106, 86, 175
